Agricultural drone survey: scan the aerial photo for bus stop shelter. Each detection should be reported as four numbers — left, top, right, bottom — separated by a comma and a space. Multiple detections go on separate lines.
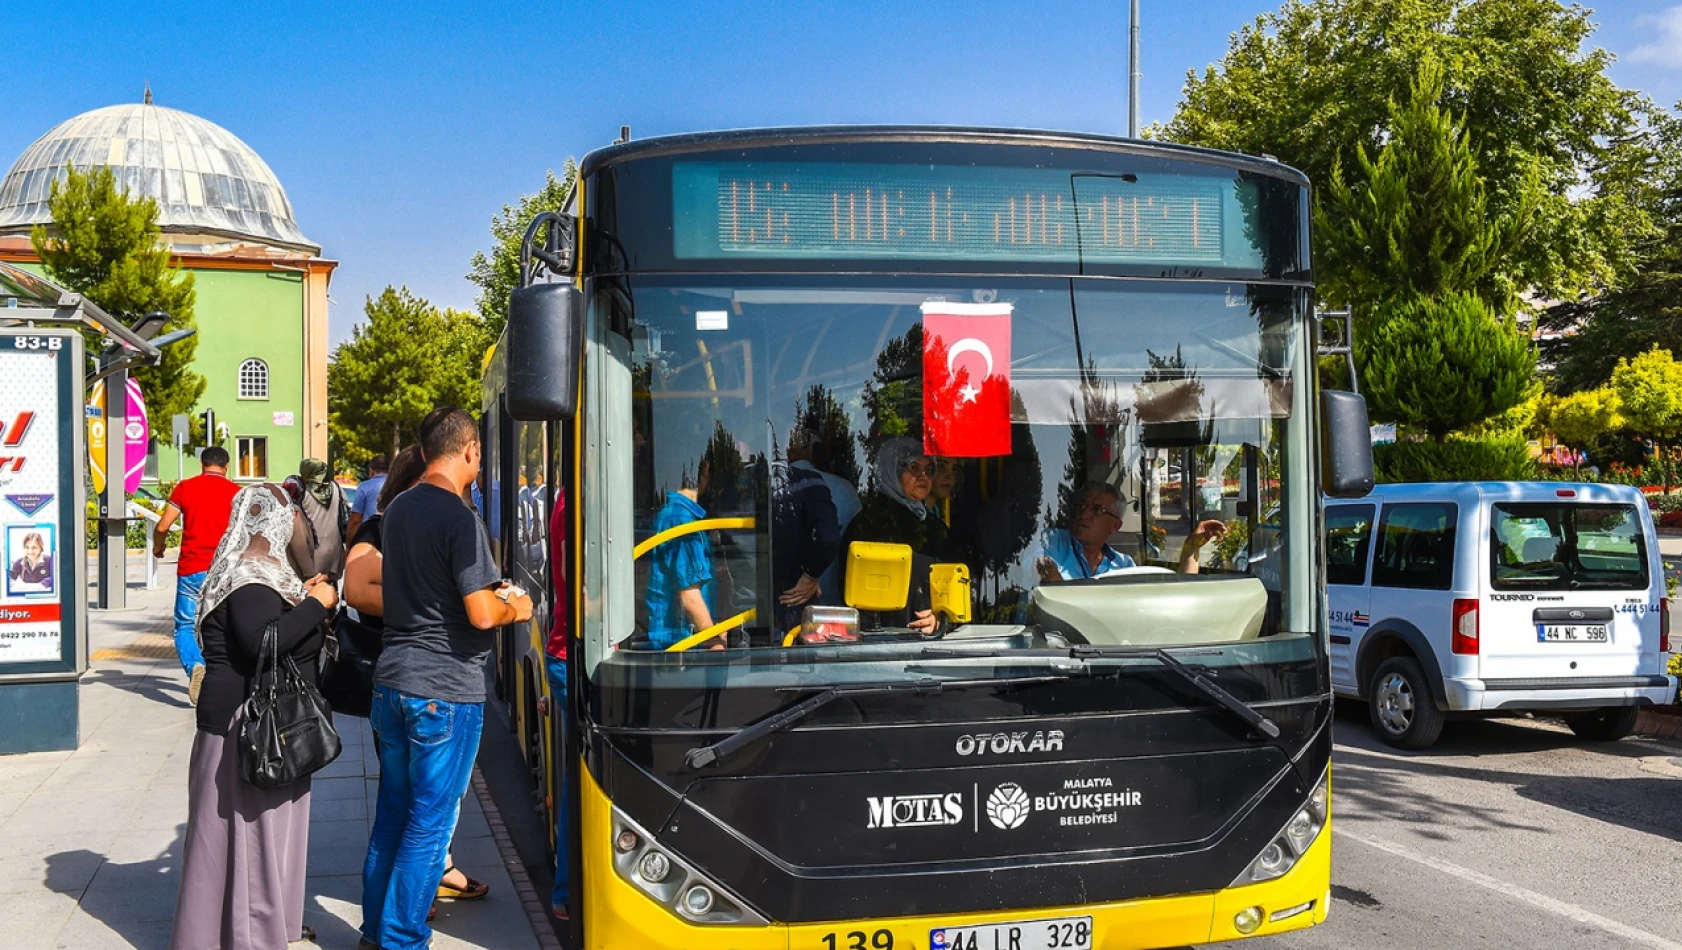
0, 261, 164, 754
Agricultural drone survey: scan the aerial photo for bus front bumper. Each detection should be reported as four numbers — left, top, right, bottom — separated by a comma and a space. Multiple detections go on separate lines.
583, 766, 1332, 949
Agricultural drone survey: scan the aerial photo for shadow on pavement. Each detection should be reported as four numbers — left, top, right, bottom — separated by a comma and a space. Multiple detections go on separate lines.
46, 827, 184, 950
82, 667, 191, 711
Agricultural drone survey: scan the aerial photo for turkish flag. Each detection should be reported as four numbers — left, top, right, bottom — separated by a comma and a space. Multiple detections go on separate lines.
922, 302, 1012, 457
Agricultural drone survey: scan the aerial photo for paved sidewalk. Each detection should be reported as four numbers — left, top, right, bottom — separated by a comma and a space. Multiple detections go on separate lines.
0, 558, 540, 950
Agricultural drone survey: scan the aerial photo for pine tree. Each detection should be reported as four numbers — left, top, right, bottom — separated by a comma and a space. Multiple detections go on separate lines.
1360, 293, 1535, 441
31, 166, 205, 432
1315, 58, 1529, 316
328, 287, 487, 462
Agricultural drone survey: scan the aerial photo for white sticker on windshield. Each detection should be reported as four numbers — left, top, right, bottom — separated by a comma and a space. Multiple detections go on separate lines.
696, 310, 729, 331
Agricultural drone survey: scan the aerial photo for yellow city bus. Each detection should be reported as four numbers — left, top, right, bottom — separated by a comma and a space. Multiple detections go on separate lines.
480, 126, 1373, 950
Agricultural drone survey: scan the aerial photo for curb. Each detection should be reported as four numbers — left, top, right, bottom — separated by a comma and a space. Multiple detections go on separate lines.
472, 767, 564, 950
1636, 708, 1682, 740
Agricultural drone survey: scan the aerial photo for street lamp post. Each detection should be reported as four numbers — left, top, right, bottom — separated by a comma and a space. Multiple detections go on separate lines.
1129, 0, 1141, 137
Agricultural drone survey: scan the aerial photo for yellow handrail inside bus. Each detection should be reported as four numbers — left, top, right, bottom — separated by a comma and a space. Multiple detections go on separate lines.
666, 609, 756, 652
632, 517, 755, 560
781, 624, 802, 647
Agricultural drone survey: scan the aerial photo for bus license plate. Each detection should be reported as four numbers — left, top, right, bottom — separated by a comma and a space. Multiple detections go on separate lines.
1538, 624, 1608, 643
930, 916, 1093, 950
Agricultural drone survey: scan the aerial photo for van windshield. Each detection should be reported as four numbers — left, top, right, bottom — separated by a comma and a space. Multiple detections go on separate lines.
1490, 504, 1648, 591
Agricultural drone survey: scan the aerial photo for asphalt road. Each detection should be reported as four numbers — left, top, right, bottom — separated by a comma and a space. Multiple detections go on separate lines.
1200, 703, 1682, 950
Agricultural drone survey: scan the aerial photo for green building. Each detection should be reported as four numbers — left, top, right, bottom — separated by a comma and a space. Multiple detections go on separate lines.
0, 96, 334, 485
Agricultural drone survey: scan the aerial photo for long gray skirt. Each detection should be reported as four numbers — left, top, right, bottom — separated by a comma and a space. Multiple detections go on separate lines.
170, 709, 312, 950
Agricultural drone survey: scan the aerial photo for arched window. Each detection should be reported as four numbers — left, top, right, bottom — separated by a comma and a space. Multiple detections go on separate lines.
238, 358, 269, 400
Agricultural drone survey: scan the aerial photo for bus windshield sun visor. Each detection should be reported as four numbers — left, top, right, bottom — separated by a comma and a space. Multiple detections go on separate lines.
683, 673, 1071, 770
1068, 645, 1283, 739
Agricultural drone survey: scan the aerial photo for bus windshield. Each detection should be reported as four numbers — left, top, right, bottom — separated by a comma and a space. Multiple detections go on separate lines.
580, 275, 1318, 686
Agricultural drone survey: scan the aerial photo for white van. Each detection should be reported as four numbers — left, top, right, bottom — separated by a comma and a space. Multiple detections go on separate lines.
1326, 482, 1675, 749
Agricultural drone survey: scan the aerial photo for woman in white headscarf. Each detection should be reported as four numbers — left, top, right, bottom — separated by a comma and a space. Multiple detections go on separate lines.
839, 437, 958, 634
171, 484, 339, 950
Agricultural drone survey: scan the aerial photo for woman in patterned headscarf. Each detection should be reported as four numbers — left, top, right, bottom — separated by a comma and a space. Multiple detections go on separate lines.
170, 484, 339, 950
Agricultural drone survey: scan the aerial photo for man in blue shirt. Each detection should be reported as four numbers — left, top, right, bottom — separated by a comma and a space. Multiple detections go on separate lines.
1036, 482, 1225, 582
645, 459, 729, 649
346, 454, 388, 542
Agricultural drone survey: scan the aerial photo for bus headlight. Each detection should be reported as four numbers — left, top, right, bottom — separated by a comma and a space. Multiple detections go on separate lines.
1233, 770, 1329, 886
611, 808, 768, 926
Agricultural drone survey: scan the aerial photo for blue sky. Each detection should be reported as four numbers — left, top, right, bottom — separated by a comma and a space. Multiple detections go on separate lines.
3, 0, 1678, 345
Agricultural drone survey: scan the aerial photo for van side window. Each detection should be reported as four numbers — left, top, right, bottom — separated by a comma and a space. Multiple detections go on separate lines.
1372, 503, 1458, 590
1326, 504, 1376, 586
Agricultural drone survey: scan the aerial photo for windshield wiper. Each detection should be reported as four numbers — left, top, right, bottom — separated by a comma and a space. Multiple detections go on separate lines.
1069, 645, 1282, 739
684, 673, 1066, 769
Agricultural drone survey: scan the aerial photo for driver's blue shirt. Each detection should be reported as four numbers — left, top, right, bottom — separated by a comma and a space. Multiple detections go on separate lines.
644, 491, 716, 649
1042, 528, 1134, 580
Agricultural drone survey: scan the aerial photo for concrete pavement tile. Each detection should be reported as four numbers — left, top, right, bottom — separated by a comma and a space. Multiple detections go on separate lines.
0, 750, 72, 792
0, 890, 80, 950
33, 752, 168, 792
0, 790, 29, 822
452, 803, 492, 841
0, 834, 108, 896
77, 848, 182, 924
307, 819, 374, 876
313, 776, 365, 802
102, 828, 186, 864
0, 787, 140, 839
50, 911, 173, 950
122, 786, 190, 831
312, 794, 367, 823
303, 873, 367, 950
316, 752, 370, 780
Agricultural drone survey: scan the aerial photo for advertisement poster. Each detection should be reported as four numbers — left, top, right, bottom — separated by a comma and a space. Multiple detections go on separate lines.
0, 340, 65, 665
86, 377, 148, 496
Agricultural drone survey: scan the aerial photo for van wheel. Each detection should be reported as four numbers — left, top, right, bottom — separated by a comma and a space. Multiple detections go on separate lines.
1566, 706, 1639, 742
1369, 657, 1445, 750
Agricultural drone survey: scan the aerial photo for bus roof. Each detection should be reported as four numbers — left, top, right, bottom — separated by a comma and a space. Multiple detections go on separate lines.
577, 125, 1311, 187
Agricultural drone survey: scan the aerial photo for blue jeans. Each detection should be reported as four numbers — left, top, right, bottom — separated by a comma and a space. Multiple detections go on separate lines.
362, 686, 485, 950
172, 570, 206, 675
544, 655, 573, 908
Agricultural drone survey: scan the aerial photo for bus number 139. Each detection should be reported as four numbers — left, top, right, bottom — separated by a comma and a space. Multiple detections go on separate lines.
822, 931, 893, 950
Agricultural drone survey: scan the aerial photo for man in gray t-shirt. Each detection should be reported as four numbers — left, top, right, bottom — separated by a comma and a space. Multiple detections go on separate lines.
361, 408, 532, 950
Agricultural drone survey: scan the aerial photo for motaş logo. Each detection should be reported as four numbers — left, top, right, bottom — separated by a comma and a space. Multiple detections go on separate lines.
866, 793, 964, 829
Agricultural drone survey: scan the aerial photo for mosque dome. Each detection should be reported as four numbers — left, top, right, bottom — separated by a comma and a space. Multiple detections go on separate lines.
0, 98, 317, 254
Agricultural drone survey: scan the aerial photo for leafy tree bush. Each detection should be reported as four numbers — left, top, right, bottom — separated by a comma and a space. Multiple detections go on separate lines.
1360, 293, 1535, 441
32, 166, 205, 433
1373, 438, 1537, 483
1544, 389, 1623, 457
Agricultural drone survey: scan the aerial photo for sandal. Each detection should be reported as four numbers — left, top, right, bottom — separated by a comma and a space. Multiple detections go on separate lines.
436, 865, 490, 901
428, 902, 438, 921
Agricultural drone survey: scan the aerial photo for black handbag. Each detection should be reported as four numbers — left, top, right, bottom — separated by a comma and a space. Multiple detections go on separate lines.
319, 610, 382, 719
239, 621, 342, 789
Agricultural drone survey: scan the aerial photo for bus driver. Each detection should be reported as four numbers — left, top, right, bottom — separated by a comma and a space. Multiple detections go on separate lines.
1036, 481, 1226, 583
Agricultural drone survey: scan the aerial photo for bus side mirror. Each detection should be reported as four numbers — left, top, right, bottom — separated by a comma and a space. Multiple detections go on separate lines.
1322, 390, 1375, 498
506, 282, 583, 420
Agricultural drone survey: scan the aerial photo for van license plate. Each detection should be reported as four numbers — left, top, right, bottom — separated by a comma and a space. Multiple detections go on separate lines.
1538, 624, 1608, 642
931, 916, 1093, 950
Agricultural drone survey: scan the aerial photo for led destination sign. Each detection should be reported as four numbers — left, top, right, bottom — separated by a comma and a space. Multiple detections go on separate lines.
672, 160, 1274, 268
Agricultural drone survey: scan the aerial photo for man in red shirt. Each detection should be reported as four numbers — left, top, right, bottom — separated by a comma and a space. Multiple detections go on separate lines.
152, 446, 241, 705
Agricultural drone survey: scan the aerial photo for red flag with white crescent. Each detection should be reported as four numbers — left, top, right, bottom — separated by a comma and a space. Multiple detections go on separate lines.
922, 302, 1012, 457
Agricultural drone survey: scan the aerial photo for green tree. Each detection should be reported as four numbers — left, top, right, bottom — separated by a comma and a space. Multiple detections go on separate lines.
1158, 0, 1657, 301
1541, 108, 1682, 393
1544, 389, 1622, 465
328, 287, 487, 463
1609, 347, 1682, 445
1360, 293, 1535, 441
31, 166, 205, 431
466, 164, 578, 342
1315, 59, 1529, 314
